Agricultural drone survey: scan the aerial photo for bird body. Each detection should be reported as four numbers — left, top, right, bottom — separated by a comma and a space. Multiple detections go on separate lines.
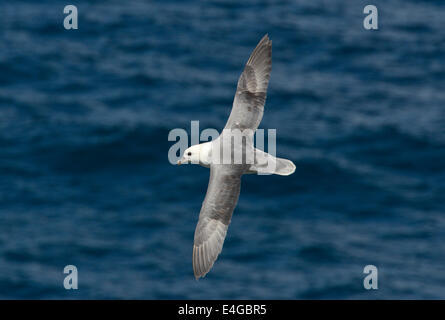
177, 35, 295, 279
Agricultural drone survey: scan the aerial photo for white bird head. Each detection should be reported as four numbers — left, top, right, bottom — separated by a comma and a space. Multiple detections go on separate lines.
177, 144, 204, 165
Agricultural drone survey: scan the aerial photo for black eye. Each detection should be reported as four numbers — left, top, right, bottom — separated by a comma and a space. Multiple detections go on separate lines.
187, 152, 192, 156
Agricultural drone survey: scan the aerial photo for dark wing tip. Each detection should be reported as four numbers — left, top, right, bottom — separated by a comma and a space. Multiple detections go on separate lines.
246, 34, 272, 69
192, 217, 230, 279
193, 244, 215, 280
239, 34, 272, 94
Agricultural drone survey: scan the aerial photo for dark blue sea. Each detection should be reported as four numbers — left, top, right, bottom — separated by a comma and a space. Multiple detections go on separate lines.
0, 0, 444, 299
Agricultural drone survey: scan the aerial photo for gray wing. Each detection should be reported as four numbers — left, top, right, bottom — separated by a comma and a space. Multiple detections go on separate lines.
224, 34, 272, 131
193, 165, 242, 279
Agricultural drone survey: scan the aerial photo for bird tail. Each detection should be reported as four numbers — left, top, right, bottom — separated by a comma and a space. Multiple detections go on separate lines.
249, 149, 295, 176
271, 157, 296, 176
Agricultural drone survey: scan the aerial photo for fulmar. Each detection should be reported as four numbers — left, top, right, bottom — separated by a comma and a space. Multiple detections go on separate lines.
177, 34, 296, 279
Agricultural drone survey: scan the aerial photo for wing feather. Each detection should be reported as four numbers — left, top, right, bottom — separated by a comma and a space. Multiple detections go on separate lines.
225, 34, 272, 131
193, 166, 241, 279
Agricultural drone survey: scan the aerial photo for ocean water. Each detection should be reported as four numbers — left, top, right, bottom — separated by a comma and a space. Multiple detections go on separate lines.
0, 0, 444, 299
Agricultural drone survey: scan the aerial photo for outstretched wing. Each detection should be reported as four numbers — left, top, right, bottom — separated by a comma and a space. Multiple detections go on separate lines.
193, 165, 242, 279
225, 34, 272, 131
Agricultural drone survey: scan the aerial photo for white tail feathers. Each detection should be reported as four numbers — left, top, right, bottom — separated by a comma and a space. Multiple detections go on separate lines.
272, 157, 296, 176
248, 149, 295, 176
